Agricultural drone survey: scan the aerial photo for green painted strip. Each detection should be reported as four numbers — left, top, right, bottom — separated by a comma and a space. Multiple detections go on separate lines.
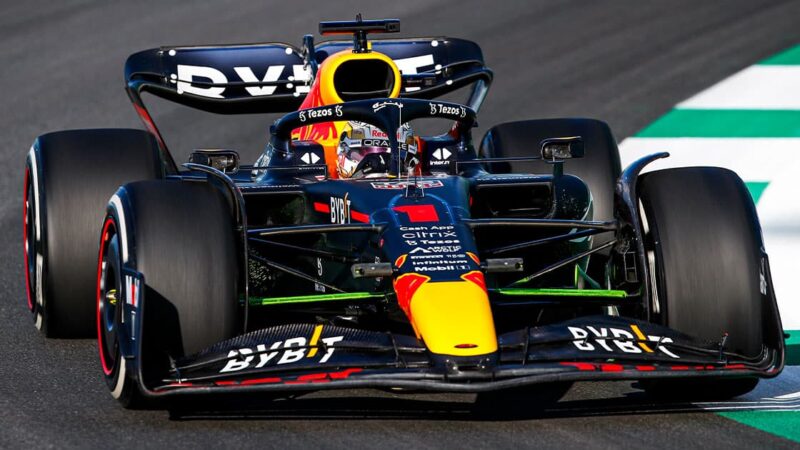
250, 292, 384, 306
744, 181, 770, 204
786, 330, 800, 366
493, 288, 627, 298
635, 110, 800, 138
759, 44, 800, 65
719, 411, 800, 443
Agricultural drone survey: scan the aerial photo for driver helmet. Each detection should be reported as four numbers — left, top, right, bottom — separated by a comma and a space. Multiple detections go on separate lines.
337, 121, 418, 179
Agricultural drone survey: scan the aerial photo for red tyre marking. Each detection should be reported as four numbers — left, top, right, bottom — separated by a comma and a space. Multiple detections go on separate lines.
97, 217, 115, 377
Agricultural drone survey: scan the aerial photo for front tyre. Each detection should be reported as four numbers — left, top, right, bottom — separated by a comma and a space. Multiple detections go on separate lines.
97, 217, 140, 407
102, 180, 240, 405
637, 167, 768, 400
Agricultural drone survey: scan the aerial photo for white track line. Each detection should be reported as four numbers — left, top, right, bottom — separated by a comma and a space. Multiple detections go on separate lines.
677, 66, 800, 110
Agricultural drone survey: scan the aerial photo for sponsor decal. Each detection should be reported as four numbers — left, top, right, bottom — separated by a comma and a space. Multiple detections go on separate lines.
401, 225, 466, 269
371, 180, 443, 190
567, 324, 680, 358
326, 195, 368, 223
174, 52, 439, 98
408, 252, 470, 272
466, 252, 480, 265
430, 147, 454, 167
220, 325, 344, 373
401, 226, 458, 246
124, 274, 140, 308
372, 100, 404, 112
394, 254, 408, 268
393, 204, 439, 223
394, 54, 435, 92
298, 104, 343, 123
330, 194, 351, 224
393, 273, 431, 316
429, 102, 467, 118
300, 152, 320, 164
351, 139, 392, 148
461, 271, 487, 290
175, 64, 311, 98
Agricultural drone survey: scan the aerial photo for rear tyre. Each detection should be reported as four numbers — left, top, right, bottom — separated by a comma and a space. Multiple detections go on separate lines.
105, 180, 239, 402
480, 118, 621, 221
25, 129, 164, 337
473, 382, 572, 418
637, 167, 765, 399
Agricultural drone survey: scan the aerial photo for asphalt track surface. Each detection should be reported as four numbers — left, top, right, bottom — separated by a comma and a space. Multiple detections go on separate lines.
2, 1, 800, 448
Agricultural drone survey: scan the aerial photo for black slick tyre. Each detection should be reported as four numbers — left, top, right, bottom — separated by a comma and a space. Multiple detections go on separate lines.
101, 179, 240, 403
24, 129, 164, 337
637, 167, 765, 399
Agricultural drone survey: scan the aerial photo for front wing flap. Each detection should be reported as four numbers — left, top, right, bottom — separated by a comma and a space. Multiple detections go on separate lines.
150, 316, 783, 396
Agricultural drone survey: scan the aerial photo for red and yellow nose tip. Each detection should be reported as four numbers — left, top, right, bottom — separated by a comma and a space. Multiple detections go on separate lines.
393, 271, 498, 356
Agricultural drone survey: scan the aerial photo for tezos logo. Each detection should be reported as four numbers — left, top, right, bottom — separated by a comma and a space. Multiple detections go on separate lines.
429, 103, 467, 118
299, 105, 343, 123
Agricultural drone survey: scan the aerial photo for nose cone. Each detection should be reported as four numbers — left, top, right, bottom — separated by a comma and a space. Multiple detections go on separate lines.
395, 271, 498, 356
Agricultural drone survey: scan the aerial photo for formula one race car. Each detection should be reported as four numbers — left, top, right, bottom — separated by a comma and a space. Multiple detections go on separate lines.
23, 17, 785, 409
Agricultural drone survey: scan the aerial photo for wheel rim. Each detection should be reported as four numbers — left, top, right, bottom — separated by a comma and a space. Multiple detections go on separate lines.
23, 168, 36, 312
97, 218, 120, 377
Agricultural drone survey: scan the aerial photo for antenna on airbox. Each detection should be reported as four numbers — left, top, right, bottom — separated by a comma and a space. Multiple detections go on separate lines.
319, 15, 400, 53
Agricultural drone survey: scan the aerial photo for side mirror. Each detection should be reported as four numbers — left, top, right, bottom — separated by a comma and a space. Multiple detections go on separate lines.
540, 136, 584, 162
188, 149, 240, 174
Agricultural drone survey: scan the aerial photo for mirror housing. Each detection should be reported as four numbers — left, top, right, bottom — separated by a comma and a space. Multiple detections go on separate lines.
188, 149, 240, 174
540, 136, 584, 163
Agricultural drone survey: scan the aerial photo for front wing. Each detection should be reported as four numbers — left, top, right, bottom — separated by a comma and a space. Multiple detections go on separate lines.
147, 316, 783, 397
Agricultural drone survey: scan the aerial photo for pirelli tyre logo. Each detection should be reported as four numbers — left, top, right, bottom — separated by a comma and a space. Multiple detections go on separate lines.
568, 324, 680, 358
220, 325, 344, 373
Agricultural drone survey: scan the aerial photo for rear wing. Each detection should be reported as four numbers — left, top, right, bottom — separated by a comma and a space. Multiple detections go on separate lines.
125, 37, 492, 115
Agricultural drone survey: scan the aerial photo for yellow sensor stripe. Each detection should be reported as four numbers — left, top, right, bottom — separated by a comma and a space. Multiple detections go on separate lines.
306, 324, 324, 357
630, 324, 654, 353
